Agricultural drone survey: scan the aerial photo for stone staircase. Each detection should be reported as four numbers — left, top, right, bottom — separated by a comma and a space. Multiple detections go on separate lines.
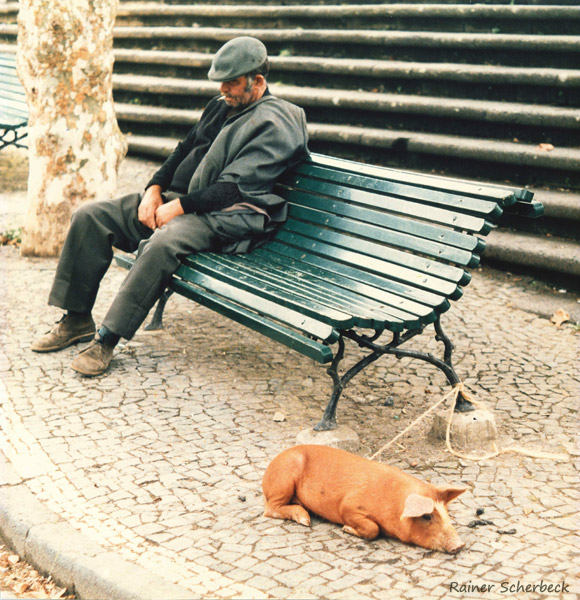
1, 0, 579, 283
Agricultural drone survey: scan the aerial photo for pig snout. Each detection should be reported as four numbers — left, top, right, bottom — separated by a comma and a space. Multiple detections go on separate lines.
444, 536, 465, 554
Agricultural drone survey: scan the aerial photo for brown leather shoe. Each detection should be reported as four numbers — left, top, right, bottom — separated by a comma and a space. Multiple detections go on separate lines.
31, 314, 96, 353
70, 339, 114, 377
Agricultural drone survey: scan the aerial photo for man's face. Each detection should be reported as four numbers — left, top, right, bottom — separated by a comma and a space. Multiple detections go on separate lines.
220, 76, 259, 108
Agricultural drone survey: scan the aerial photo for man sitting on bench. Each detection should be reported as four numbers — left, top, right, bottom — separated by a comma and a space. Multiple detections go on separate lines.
31, 36, 310, 376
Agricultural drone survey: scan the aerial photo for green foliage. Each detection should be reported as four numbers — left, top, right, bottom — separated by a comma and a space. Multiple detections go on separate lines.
0, 227, 22, 245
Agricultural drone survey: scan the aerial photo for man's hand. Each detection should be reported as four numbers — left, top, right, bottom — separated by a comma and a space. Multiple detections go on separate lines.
155, 198, 184, 228
138, 185, 164, 230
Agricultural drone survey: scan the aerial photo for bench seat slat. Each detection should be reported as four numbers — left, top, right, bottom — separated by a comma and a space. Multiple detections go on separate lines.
0, 106, 28, 121
169, 279, 335, 364
308, 154, 518, 205
290, 163, 505, 220
263, 240, 452, 314
0, 100, 28, 115
203, 252, 425, 330
248, 248, 437, 322
280, 220, 470, 286
282, 188, 485, 254
120, 254, 341, 345
194, 254, 387, 329
184, 253, 406, 331
0, 115, 27, 128
287, 201, 480, 268
180, 255, 361, 330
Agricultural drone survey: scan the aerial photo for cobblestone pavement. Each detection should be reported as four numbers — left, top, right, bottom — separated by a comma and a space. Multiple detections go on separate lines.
1, 157, 579, 599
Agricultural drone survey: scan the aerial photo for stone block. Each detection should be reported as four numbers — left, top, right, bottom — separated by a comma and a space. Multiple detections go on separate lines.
295, 425, 360, 453
430, 408, 498, 450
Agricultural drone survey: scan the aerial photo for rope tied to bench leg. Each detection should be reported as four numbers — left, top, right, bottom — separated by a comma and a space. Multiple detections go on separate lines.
369, 383, 569, 463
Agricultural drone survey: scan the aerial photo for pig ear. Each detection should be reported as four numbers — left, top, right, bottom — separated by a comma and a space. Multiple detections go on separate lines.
437, 486, 468, 504
401, 494, 435, 520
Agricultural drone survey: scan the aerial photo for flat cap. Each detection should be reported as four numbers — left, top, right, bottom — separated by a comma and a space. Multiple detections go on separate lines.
208, 37, 268, 82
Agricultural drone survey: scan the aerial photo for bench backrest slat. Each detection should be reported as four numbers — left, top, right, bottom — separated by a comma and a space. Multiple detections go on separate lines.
280, 219, 469, 286
286, 197, 480, 268
309, 153, 520, 204
279, 176, 491, 234
0, 54, 18, 67
282, 187, 485, 254
292, 163, 506, 219
274, 228, 465, 300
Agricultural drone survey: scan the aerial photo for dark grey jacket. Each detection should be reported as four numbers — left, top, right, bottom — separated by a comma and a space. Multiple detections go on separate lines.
148, 93, 309, 225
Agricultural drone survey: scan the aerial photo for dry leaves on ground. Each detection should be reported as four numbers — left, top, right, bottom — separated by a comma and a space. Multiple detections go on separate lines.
0, 544, 74, 599
550, 309, 571, 328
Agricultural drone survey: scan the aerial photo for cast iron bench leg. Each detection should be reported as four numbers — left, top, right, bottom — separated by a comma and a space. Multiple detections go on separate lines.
314, 319, 474, 431
433, 318, 474, 412
145, 289, 174, 331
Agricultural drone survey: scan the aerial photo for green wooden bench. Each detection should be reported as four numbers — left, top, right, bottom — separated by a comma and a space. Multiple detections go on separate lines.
115, 153, 543, 431
0, 53, 28, 150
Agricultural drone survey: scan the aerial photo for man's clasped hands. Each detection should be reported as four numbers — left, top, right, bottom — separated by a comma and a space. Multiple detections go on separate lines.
137, 184, 185, 230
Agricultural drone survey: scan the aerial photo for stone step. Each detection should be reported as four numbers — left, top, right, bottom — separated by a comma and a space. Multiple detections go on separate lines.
104, 27, 580, 67
114, 3, 580, 34
119, 115, 579, 173
115, 0, 580, 6
111, 73, 580, 146
112, 48, 580, 105
2, 23, 578, 67
485, 229, 580, 279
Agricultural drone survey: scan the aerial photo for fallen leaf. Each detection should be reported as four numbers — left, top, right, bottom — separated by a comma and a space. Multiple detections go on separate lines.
537, 143, 555, 151
13, 581, 30, 594
550, 309, 570, 328
8, 554, 20, 565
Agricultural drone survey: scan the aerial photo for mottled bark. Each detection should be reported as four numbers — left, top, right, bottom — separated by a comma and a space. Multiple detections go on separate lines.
17, 0, 127, 257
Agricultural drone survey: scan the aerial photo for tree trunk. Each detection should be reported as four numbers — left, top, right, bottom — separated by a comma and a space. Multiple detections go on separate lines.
17, 0, 127, 257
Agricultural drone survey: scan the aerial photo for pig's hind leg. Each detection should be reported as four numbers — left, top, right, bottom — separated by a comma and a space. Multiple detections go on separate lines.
263, 457, 311, 527
263, 498, 311, 527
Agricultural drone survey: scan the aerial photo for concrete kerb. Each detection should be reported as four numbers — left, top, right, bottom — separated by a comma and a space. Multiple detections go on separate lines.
0, 454, 191, 600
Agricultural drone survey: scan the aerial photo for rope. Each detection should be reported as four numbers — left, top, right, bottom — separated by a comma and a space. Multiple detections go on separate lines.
369, 382, 569, 463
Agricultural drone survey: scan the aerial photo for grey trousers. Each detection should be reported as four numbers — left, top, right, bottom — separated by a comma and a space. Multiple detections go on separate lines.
48, 193, 268, 339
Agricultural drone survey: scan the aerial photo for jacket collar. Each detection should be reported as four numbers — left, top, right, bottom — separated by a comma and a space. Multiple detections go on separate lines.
226, 88, 274, 122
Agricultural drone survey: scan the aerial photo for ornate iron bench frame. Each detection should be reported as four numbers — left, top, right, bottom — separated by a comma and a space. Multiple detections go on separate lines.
116, 154, 543, 431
